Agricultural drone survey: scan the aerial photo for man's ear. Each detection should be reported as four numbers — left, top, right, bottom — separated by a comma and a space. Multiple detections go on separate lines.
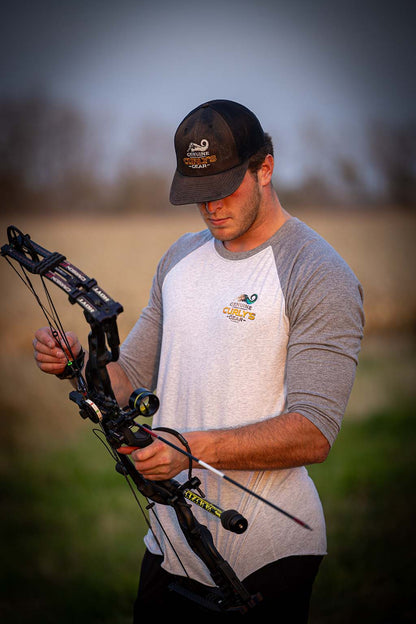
258, 154, 274, 187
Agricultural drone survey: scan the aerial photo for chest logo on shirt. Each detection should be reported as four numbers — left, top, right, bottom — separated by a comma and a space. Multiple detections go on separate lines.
223, 293, 258, 323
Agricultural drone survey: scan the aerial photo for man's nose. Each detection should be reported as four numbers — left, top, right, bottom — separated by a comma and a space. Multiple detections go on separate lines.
205, 200, 222, 214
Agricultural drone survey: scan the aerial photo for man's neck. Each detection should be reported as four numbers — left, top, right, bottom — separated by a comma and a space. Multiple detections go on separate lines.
224, 192, 291, 253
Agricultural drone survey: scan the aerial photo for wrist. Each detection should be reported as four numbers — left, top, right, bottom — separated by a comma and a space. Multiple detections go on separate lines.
185, 429, 220, 468
56, 347, 85, 380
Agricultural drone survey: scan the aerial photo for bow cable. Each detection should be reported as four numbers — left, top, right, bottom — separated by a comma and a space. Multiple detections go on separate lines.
4, 256, 83, 383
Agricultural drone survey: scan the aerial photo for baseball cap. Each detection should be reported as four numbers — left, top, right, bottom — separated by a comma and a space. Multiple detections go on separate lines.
169, 99, 266, 205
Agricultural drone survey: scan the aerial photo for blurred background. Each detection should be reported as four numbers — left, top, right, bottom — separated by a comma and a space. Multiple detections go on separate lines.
0, 0, 415, 622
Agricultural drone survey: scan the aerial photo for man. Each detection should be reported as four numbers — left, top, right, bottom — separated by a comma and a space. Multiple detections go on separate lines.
33, 100, 364, 620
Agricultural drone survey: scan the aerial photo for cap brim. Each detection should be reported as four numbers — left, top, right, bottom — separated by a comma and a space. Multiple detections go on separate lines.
169, 161, 249, 205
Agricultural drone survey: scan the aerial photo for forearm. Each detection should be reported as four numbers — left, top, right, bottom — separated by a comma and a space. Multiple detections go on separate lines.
185, 412, 330, 471
107, 361, 134, 405
70, 352, 133, 407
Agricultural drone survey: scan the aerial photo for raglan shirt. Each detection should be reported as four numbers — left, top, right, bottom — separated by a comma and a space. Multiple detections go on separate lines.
118, 217, 364, 586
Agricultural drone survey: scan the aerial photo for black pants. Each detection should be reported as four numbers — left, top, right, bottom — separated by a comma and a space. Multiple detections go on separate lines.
134, 550, 323, 621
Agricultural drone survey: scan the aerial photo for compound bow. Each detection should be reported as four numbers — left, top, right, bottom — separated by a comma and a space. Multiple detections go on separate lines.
1, 225, 311, 615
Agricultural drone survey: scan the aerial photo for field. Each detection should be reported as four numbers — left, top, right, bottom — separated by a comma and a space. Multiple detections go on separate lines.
0, 207, 415, 622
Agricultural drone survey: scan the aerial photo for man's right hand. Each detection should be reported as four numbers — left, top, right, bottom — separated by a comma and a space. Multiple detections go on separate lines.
33, 327, 82, 375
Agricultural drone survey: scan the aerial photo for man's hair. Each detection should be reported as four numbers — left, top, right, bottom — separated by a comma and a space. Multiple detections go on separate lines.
248, 132, 274, 174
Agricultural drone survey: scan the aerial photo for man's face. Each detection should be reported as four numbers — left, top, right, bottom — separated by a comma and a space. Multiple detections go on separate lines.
198, 170, 264, 251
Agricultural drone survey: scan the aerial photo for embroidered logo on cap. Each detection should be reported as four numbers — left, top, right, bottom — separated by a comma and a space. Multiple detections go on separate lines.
183, 139, 217, 170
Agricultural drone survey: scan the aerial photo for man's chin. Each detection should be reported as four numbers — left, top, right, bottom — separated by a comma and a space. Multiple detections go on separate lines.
209, 230, 233, 242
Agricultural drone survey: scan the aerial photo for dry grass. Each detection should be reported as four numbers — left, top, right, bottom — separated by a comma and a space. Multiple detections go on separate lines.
0, 207, 415, 449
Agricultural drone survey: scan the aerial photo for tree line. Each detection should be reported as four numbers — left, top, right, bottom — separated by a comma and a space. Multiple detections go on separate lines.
1, 95, 415, 214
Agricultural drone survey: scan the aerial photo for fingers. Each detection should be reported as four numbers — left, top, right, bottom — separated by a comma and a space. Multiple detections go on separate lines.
33, 327, 81, 375
34, 327, 57, 350
117, 446, 139, 454
34, 327, 80, 354
119, 437, 187, 481
129, 441, 167, 480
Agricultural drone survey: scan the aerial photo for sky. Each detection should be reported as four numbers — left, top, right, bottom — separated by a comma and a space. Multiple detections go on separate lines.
1, 0, 415, 186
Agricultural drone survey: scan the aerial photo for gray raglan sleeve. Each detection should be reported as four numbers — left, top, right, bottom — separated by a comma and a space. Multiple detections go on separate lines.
117, 268, 164, 392
280, 228, 364, 446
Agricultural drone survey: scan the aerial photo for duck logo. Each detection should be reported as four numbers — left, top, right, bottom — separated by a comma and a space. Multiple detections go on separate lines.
223, 293, 258, 323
